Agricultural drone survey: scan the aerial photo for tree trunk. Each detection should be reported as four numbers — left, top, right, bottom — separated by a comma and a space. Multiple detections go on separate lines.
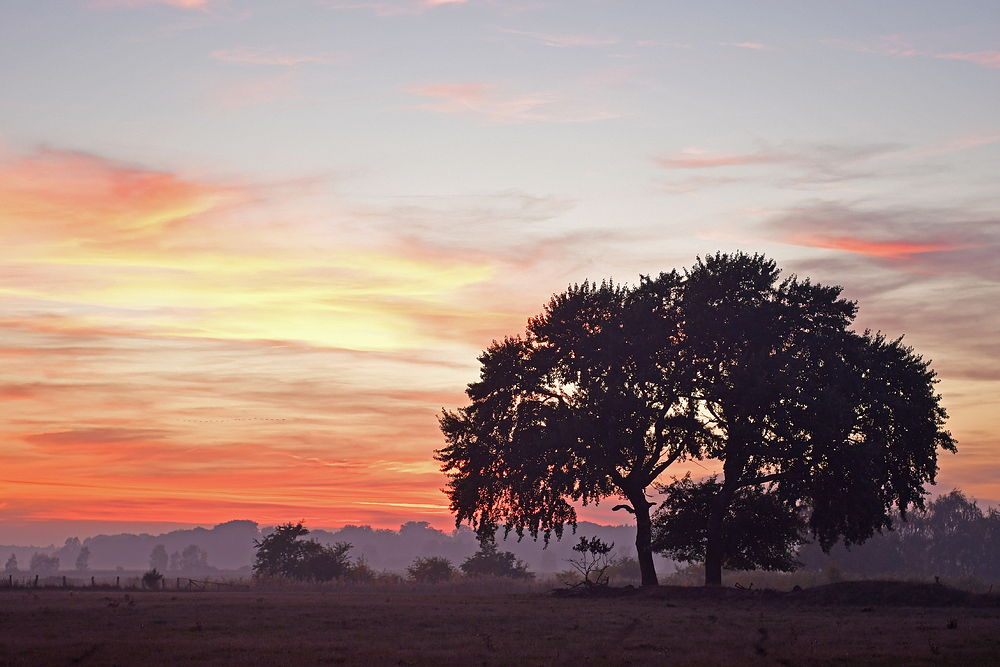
705, 468, 741, 587
704, 506, 724, 586
632, 495, 659, 587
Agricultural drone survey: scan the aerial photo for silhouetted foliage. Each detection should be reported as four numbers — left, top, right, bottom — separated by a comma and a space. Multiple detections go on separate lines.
672, 253, 955, 585
652, 474, 807, 572
439, 252, 956, 587
253, 522, 353, 582
460, 535, 534, 579
142, 568, 164, 590
4, 553, 17, 573
407, 556, 455, 583
799, 490, 1000, 579
75, 546, 91, 572
30, 552, 59, 574
566, 537, 615, 587
605, 554, 642, 585
174, 544, 210, 573
149, 544, 168, 571
438, 274, 698, 586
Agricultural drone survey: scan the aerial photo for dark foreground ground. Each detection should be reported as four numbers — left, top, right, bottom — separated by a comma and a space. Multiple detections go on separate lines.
1, 581, 999, 666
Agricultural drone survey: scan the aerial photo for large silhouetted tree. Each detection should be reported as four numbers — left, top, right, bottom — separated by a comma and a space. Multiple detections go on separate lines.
656, 252, 956, 585
438, 276, 704, 586
438, 252, 955, 587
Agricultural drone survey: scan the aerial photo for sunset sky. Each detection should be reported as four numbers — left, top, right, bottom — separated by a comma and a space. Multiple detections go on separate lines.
2, 0, 998, 546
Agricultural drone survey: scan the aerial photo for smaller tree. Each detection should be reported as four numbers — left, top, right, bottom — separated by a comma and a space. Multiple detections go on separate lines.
75, 546, 91, 572
652, 475, 807, 572
567, 537, 615, 587
253, 522, 353, 582
178, 545, 209, 572
142, 568, 164, 590
460, 536, 534, 579
149, 544, 168, 571
29, 552, 59, 574
4, 553, 17, 573
407, 556, 455, 583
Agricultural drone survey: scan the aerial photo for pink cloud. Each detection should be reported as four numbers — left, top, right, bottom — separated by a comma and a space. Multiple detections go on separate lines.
499, 28, 618, 48
89, 0, 210, 9
657, 149, 792, 169
210, 72, 301, 107
0, 148, 238, 243
786, 235, 961, 260
721, 42, 771, 50
406, 81, 621, 124
326, 0, 468, 16
211, 48, 340, 66
824, 36, 1000, 70
935, 50, 1000, 68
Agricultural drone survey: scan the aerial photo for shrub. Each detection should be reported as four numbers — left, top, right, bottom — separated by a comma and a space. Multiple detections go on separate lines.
142, 568, 164, 590
254, 522, 354, 582
407, 556, 455, 583
460, 538, 534, 579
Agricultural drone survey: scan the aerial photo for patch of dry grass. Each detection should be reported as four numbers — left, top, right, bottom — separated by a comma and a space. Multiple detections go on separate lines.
0, 582, 998, 665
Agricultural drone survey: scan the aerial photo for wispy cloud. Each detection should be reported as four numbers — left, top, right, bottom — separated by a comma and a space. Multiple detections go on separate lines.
824, 35, 1000, 70
499, 28, 618, 48
935, 50, 1000, 68
767, 201, 996, 272
211, 48, 343, 66
657, 148, 793, 169
209, 72, 302, 107
89, 0, 210, 9
405, 81, 622, 124
325, 0, 469, 16
720, 42, 772, 50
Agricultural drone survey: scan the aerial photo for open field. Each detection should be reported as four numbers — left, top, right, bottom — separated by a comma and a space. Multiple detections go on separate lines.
1, 582, 999, 666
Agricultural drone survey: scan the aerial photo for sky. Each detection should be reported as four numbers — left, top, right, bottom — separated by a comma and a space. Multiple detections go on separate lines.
2, 0, 999, 546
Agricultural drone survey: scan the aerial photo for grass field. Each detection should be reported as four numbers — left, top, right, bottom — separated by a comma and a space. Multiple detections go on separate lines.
1, 581, 999, 666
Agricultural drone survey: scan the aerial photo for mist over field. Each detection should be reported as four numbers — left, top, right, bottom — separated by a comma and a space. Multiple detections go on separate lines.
0, 519, 671, 576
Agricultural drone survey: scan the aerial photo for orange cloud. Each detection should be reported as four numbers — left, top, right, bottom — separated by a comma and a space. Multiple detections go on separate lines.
787, 235, 961, 260
0, 149, 234, 245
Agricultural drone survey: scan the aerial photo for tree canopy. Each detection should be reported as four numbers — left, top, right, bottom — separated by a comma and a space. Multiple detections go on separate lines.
437, 252, 955, 587
253, 522, 354, 582
438, 275, 699, 586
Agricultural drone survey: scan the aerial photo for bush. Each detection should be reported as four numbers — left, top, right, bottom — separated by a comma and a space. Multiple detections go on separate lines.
460, 538, 534, 579
29, 553, 59, 575
407, 556, 455, 583
142, 568, 164, 590
253, 522, 354, 582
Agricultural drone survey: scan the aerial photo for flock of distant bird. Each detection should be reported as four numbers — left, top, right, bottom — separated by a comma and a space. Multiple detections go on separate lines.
174, 418, 287, 423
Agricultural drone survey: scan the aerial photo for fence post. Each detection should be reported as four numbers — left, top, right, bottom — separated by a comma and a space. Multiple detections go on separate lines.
116, 576, 120, 588
34, 575, 39, 587
91, 576, 95, 587
62, 575, 66, 587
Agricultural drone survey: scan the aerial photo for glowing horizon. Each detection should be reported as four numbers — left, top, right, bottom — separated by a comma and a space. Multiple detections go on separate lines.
2, 0, 998, 546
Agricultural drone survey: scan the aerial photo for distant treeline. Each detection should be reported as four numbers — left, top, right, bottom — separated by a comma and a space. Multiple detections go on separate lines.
799, 490, 1000, 579
4, 490, 996, 578
1, 519, 656, 575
